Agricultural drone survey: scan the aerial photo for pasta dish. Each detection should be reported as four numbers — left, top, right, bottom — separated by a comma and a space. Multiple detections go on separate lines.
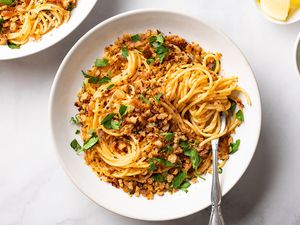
70, 30, 251, 199
0, 0, 76, 48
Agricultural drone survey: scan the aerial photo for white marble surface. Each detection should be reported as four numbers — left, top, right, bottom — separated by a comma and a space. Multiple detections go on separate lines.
1, 0, 300, 224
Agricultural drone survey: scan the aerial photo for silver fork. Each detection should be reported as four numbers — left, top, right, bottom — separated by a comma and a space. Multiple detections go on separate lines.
209, 113, 226, 225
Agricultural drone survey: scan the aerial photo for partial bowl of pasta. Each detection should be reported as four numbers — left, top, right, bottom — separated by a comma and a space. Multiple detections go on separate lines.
0, 0, 97, 60
49, 9, 262, 221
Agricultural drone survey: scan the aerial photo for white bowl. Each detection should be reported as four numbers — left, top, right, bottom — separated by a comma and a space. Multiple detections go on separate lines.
253, 0, 300, 25
49, 9, 262, 221
0, 0, 97, 60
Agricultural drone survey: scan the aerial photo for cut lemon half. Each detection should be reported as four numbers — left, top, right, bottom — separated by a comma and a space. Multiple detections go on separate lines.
260, 0, 290, 21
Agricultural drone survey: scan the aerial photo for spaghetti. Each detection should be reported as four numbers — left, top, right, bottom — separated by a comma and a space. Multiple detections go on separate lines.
0, 0, 76, 47
71, 30, 251, 199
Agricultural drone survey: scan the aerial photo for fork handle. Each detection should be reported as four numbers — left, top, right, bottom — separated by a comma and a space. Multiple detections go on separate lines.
209, 205, 225, 225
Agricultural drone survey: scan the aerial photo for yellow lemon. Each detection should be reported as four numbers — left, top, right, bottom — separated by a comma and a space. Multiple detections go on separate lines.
260, 0, 290, 21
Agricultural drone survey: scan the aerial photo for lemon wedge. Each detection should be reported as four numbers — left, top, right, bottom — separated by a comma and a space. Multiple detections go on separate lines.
260, 0, 290, 21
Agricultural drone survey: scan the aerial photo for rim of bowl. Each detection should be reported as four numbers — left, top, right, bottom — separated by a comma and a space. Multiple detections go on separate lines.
0, 0, 98, 60
293, 31, 300, 76
49, 8, 262, 221
253, 0, 300, 25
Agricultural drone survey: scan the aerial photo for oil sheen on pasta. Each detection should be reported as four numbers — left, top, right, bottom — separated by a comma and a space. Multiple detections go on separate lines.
73, 30, 251, 199
0, 0, 76, 46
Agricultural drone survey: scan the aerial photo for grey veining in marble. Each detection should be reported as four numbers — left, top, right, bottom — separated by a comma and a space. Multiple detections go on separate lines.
1, 0, 300, 224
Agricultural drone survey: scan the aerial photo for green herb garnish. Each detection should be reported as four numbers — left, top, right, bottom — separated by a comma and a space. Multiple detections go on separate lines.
122, 46, 129, 58
70, 134, 99, 153
0, 18, 3, 33
146, 58, 155, 65
131, 34, 140, 42
161, 145, 173, 153
75, 129, 80, 134
95, 58, 109, 67
152, 174, 164, 182
0, 0, 15, 5
149, 157, 174, 171
172, 171, 187, 189
87, 129, 95, 135
139, 95, 151, 105
229, 100, 237, 113
119, 104, 127, 117
154, 93, 162, 104
8, 42, 20, 49
218, 168, 223, 174
70, 115, 80, 125
101, 113, 116, 129
190, 148, 201, 170
179, 181, 191, 193
149, 33, 169, 63
229, 139, 240, 154
161, 132, 174, 142
236, 110, 244, 121
67, 2, 75, 11
106, 84, 115, 90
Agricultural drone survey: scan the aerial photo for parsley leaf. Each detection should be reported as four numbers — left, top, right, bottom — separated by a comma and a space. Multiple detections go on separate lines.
67, 2, 75, 11
229, 100, 237, 113
236, 110, 244, 121
149, 158, 174, 171
146, 58, 155, 65
229, 139, 240, 154
101, 113, 116, 129
172, 171, 187, 189
95, 58, 109, 67
111, 120, 122, 130
131, 34, 140, 42
81, 134, 99, 152
179, 181, 191, 193
218, 168, 223, 174
70, 115, 80, 125
190, 148, 201, 170
139, 95, 151, 105
161, 132, 174, 142
149, 36, 157, 44
70, 139, 81, 152
75, 129, 80, 134
8, 42, 20, 49
106, 84, 115, 90
119, 104, 127, 117
154, 93, 163, 104
0, 18, 3, 33
0, 0, 15, 5
152, 174, 164, 182
161, 145, 173, 153
82, 71, 111, 84
156, 33, 164, 44
122, 46, 129, 58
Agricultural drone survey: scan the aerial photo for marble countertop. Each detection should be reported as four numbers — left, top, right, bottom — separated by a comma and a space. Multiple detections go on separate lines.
1, 0, 300, 224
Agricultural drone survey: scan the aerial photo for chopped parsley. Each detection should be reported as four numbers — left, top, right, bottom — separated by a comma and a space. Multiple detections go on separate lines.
172, 171, 187, 189
70, 115, 80, 125
154, 93, 163, 104
95, 58, 109, 67
0, 18, 3, 33
190, 148, 201, 170
67, 2, 75, 11
106, 84, 115, 90
218, 168, 223, 174
101, 113, 116, 129
229, 99, 237, 113
75, 129, 80, 134
131, 34, 140, 42
149, 157, 174, 171
179, 181, 191, 193
161, 145, 173, 153
0, 0, 15, 5
161, 132, 174, 141
149, 33, 169, 63
236, 110, 244, 121
152, 174, 165, 182
229, 139, 240, 154
8, 42, 20, 49
122, 46, 129, 58
146, 57, 155, 65
81, 70, 111, 84
70, 134, 99, 153
119, 104, 127, 117
139, 95, 151, 105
